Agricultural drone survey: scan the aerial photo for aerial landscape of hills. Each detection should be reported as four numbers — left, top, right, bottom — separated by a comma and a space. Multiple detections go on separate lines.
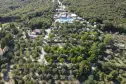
0, 0, 126, 84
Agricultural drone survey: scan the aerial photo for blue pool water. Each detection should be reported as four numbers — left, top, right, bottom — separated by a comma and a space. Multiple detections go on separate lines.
58, 17, 74, 23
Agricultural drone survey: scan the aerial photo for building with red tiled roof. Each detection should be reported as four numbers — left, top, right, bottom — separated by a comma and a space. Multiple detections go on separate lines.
33, 29, 42, 35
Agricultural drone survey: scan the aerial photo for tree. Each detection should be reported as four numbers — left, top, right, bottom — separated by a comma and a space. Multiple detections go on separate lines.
5, 32, 13, 45
57, 80, 61, 84
98, 42, 105, 53
42, 80, 46, 84
88, 54, 97, 63
7, 51, 13, 59
25, 49, 30, 57
88, 43, 99, 62
71, 57, 76, 63
10, 23, 16, 28
59, 58, 65, 63
64, 81, 69, 84
106, 74, 113, 81
55, 22, 60, 28
104, 34, 114, 45
101, 62, 109, 70
13, 27, 19, 35
44, 45, 50, 53
52, 68, 58, 74
77, 56, 83, 62
26, 32, 29, 39
1, 38, 6, 49
18, 80, 24, 84
54, 74, 59, 80
33, 80, 39, 84
0, 22, 2, 28
84, 75, 95, 84
97, 72, 104, 81
48, 79, 53, 84
79, 60, 91, 76
25, 80, 34, 84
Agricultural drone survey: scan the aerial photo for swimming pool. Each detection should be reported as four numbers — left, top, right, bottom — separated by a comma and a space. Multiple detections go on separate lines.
56, 17, 74, 23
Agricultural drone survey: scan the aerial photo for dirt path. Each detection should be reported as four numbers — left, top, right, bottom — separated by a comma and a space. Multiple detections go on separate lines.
38, 28, 51, 65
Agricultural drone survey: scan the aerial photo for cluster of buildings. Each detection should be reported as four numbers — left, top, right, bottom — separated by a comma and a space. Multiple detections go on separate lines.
54, 4, 88, 24
54, 5, 77, 23
28, 4, 87, 39
28, 29, 42, 39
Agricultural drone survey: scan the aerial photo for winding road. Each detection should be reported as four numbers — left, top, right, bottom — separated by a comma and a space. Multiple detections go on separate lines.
38, 0, 63, 64
38, 28, 51, 65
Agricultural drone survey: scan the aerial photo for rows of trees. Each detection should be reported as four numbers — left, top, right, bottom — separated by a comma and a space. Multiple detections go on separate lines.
0, 19, 114, 84
45, 22, 111, 64
43, 21, 120, 83
0, 23, 89, 83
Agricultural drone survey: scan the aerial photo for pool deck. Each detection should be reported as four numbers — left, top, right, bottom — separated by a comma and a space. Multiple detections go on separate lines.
55, 17, 74, 23
54, 4, 77, 23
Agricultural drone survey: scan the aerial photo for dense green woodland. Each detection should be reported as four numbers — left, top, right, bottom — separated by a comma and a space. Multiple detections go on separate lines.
0, 0, 55, 29
0, 0, 126, 84
61, 0, 126, 32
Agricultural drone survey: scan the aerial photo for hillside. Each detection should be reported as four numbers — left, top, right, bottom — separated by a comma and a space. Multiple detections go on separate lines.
61, 0, 126, 27
0, 0, 54, 28
0, 0, 126, 84
0, 0, 32, 14
0, 0, 51, 15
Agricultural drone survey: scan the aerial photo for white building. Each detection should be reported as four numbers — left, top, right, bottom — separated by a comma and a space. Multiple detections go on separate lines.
71, 14, 77, 19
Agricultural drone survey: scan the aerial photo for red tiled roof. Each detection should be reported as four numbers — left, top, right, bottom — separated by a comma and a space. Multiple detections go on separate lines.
33, 29, 42, 34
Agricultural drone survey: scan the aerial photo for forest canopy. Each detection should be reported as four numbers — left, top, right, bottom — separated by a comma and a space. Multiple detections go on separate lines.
61, 0, 126, 28
0, 0, 54, 29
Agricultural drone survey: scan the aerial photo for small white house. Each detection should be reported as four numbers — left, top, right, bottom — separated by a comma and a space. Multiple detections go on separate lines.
71, 14, 77, 19
60, 14, 67, 18
59, 13, 67, 18
56, 9, 66, 12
